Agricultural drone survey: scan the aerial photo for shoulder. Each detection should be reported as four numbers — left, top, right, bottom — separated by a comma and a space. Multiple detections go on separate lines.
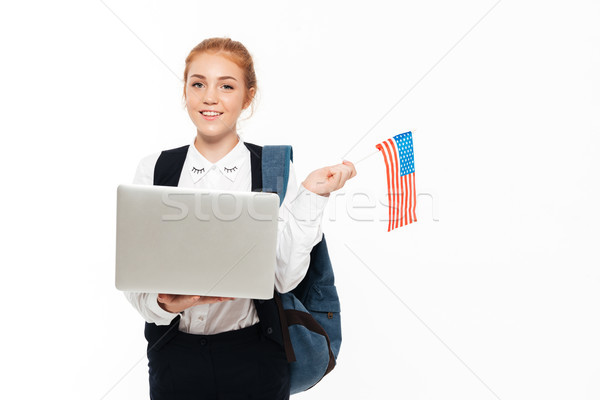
154, 144, 191, 169
133, 144, 190, 185
245, 142, 294, 160
133, 151, 160, 185
243, 141, 263, 159
148, 144, 192, 167
159, 144, 190, 156
138, 144, 189, 166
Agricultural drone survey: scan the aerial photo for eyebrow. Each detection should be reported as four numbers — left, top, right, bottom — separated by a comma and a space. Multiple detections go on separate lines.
189, 74, 238, 81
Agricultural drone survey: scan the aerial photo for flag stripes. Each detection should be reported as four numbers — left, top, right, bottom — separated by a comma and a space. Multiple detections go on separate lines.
376, 131, 417, 231
375, 142, 393, 230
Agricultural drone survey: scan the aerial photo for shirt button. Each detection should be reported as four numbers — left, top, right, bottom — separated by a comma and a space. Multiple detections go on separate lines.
198, 316, 205, 321
210, 165, 217, 171
200, 339, 207, 346
266, 327, 273, 334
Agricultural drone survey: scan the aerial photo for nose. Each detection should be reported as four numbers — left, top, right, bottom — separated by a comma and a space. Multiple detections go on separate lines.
203, 85, 218, 105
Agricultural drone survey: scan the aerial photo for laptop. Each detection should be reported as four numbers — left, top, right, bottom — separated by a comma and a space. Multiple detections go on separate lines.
115, 183, 280, 299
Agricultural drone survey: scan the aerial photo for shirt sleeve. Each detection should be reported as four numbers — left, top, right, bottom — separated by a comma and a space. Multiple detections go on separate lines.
275, 161, 329, 293
132, 152, 160, 186
122, 152, 180, 325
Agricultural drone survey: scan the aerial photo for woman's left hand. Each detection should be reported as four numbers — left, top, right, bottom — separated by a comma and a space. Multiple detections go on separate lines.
302, 160, 357, 196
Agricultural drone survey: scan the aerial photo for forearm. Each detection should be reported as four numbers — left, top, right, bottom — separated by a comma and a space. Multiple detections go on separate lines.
123, 291, 180, 325
275, 184, 328, 293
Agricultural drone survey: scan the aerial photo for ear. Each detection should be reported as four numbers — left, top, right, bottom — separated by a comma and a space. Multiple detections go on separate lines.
243, 87, 256, 110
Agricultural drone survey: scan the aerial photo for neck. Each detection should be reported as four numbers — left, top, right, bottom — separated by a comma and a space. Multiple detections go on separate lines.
193, 132, 240, 163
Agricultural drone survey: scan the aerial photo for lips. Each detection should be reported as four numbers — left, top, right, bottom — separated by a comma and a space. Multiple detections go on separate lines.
199, 110, 223, 121
200, 110, 223, 116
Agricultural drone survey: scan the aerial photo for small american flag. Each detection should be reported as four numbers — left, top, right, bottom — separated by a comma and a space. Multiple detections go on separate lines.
376, 131, 417, 231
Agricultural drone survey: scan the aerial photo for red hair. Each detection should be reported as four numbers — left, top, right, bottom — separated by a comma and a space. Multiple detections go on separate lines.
183, 37, 257, 117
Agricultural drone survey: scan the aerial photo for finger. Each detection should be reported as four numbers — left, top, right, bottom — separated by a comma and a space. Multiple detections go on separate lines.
189, 295, 206, 305
341, 164, 352, 182
214, 297, 235, 302
192, 296, 227, 305
178, 295, 196, 301
203, 297, 232, 304
331, 165, 351, 189
344, 161, 356, 179
315, 167, 337, 193
331, 167, 353, 192
157, 294, 174, 304
325, 166, 336, 179
342, 160, 357, 178
340, 163, 356, 182
328, 168, 343, 190
172, 295, 199, 307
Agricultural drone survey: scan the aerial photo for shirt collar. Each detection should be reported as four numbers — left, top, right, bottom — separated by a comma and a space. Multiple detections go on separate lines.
188, 138, 248, 183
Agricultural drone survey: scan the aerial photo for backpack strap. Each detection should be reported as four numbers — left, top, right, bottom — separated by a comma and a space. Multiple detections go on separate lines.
260, 144, 300, 364
261, 145, 293, 206
244, 142, 291, 350
243, 142, 263, 192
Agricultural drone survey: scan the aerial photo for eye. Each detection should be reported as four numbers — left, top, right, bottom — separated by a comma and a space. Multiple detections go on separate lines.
223, 166, 238, 173
222, 84, 234, 90
192, 82, 204, 88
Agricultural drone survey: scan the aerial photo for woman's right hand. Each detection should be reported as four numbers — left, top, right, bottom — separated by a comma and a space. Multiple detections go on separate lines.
157, 294, 234, 313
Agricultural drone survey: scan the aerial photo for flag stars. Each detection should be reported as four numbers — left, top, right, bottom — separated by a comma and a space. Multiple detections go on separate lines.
392, 131, 415, 175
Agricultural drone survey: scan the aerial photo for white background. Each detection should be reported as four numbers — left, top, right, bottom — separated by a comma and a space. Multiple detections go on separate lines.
1, 1, 599, 399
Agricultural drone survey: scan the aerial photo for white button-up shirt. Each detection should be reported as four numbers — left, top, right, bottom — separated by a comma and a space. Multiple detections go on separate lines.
124, 139, 328, 334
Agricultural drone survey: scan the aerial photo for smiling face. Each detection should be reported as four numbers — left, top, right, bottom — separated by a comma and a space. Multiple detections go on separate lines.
184, 52, 255, 141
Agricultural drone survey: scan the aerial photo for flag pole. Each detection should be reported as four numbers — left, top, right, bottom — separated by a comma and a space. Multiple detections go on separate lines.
352, 149, 379, 165
349, 129, 417, 165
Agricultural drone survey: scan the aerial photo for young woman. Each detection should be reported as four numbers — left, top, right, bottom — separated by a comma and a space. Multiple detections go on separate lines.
124, 37, 356, 400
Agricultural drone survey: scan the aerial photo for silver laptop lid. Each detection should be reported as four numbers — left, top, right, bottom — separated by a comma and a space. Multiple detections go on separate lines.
115, 184, 279, 299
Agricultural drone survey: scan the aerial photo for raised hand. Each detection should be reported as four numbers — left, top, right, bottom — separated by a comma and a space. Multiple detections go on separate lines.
302, 160, 357, 196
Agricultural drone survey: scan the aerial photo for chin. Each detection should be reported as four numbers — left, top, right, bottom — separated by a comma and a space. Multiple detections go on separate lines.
196, 128, 236, 140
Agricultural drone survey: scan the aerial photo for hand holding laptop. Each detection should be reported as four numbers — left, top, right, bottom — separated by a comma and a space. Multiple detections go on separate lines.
157, 294, 235, 313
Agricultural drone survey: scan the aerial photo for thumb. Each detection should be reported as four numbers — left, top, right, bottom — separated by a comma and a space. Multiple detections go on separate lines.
157, 294, 175, 303
342, 160, 357, 178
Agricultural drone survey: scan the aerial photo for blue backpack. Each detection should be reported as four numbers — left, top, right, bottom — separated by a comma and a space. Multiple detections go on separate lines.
261, 145, 342, 394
